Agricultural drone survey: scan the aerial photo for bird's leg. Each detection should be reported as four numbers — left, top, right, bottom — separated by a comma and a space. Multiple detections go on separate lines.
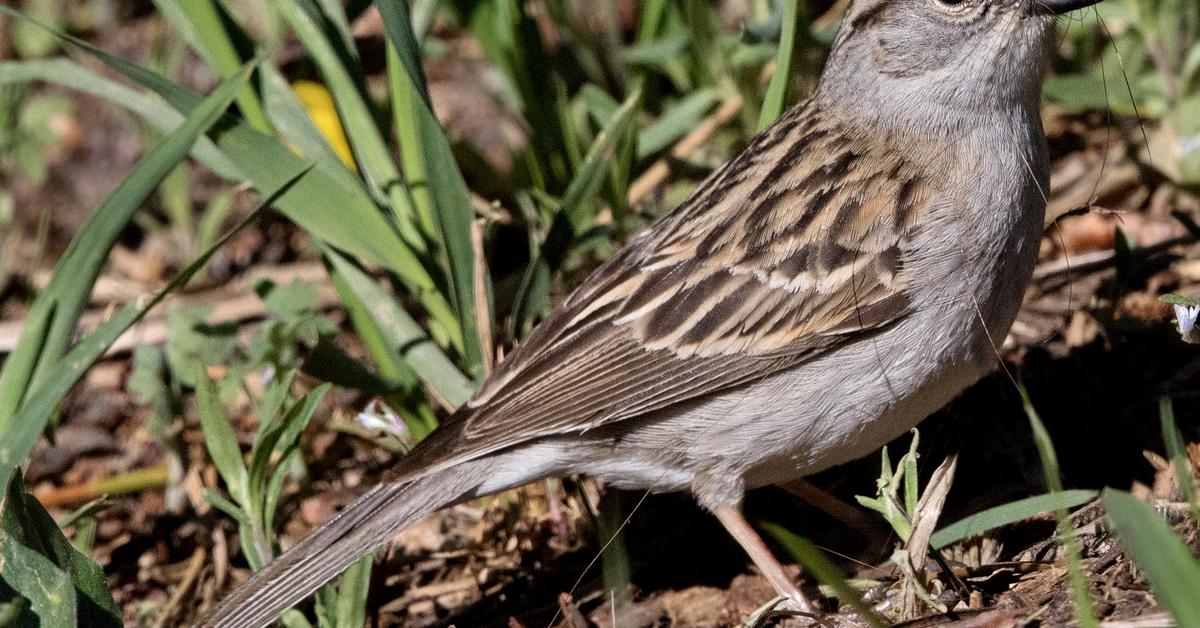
712, 506, 815, 614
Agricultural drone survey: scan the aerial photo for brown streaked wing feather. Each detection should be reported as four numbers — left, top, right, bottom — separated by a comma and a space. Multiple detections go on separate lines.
449, 99, 930, 451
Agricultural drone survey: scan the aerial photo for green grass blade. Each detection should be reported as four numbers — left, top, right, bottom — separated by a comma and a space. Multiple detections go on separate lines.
1159, 397, 1198, 514
156, 0, 273, 133
508, 90, 642, 332
637, 88, 718, 159
1019, 384, 1099, 628
386, 43, 436, 238
0, 5, 465, 350
758, 0, 800, 131
468, 0, 571, 190
596, 493, 633, 619
262, 385, 329, 531
761, 522, 888, 628
312, 0, 359, 59
636, 0, 673, 44
1102, 489, 1200, 626
324, 248, 475, 410
277, 0, 426, 251
0, 63, 253, 431
931, 490, 1098, 550
333, 556, 373, 628
561, 89, 643, 232
0, 163, 308, 495
0, 58, 238, 179
1020, 387, 1065, 494
375, 0, 432, 104
322, 253, 415, 387
377, 0, 487, 379
259, 63, 351, 173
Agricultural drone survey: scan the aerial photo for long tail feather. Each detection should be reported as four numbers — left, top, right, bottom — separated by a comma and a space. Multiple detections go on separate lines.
198, 457, 496, 628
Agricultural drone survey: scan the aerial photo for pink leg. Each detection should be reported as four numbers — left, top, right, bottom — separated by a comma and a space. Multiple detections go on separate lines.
712, 506, 815, 614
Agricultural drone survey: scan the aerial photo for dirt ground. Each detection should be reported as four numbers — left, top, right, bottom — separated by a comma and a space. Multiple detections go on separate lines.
3, 4, 1200, 628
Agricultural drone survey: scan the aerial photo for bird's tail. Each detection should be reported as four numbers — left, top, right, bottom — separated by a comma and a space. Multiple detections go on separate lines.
198, 457, 496, 628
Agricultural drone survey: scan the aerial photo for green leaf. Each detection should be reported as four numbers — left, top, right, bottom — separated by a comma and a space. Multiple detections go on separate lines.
164, 308, 240, 388
274, 386, 329, 463
254, 370, 298, 441
468, 0, 572, 190
386, 43, 436, 240
302, 338, 401, 396
1161, 293, 1200, 307
127, 345, 175, 438
1, 474, 120, 627
196, 365, 250, 507
323, 248, 417, 388
258, 63, 351, 174
249, 384, 328, 519
903, 449, 919, 518
0, 531, 75, 628
621, 36, 691, 68
333, 556, 372, 628
931, 490, 1098, 550
1020, 384, 1098, 628
202, 489, 249, 526
0, 60, 253, 431
1102, 489, 1200, 627
263, 450, 299, 537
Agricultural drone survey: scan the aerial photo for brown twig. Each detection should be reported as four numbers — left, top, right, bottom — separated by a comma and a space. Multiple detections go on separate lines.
0, 263, 337, 356
34, 464, 169, 509
1033, 234, 1197, 284
153, 546, 208, 628
472, 218, 496, 377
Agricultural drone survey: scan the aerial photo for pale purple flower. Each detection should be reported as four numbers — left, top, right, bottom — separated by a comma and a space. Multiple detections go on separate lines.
355, 399, 411, 440
1174, 304, 1200, 344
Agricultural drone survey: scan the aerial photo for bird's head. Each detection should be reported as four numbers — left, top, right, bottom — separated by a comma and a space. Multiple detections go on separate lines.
817, 0, 1102, 126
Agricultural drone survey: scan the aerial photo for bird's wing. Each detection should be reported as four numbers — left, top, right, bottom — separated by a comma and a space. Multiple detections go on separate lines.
450, 100, 932, 454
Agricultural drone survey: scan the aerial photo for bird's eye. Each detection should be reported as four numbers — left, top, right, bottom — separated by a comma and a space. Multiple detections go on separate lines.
931, 0, 976, 13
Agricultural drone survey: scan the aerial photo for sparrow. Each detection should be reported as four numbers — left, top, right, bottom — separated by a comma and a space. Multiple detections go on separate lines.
202, 0, 1101, 624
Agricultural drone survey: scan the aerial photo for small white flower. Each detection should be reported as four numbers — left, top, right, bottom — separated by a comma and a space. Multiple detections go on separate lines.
1174, 304, 1200, 344
355, 399, 411, 440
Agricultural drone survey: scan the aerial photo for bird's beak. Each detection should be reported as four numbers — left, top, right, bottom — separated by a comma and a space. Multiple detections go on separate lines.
1033, 0, 1102, 15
